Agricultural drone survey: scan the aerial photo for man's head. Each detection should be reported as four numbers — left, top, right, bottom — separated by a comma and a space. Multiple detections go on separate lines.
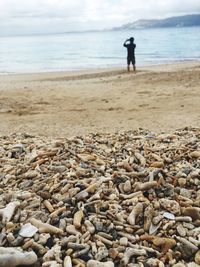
130, 37, 134, 43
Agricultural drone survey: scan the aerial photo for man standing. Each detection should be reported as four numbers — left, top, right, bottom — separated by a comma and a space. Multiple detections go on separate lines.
123, 37, 136, 72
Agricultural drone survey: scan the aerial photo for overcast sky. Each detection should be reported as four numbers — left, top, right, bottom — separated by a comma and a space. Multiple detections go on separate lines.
0, 0, 200, 35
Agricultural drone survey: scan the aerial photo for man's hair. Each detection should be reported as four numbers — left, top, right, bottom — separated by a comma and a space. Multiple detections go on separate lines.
130, 37, 134, 42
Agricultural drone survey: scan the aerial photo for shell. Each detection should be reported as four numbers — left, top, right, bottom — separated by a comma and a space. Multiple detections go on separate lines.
163, 212, 175, 220
149, 221, 162, 235
19, 223, 38, 238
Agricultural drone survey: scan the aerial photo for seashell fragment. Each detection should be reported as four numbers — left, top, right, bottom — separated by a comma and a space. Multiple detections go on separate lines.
149, 221, 162, 235
163, 212, 175, 220
19, 223, 38, 238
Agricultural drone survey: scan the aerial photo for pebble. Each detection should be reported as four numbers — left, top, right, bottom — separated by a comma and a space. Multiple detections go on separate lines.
195, 250, 200, 265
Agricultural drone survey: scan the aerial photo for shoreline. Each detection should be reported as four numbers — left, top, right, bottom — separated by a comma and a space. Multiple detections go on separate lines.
0, 60, 200, 77
0, 61, 200, 138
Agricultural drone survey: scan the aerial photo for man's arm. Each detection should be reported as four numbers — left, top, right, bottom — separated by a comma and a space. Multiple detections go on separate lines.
123, 39, 129, 47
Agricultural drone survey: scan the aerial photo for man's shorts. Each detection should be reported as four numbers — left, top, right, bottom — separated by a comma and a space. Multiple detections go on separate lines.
127, 56, 135, 65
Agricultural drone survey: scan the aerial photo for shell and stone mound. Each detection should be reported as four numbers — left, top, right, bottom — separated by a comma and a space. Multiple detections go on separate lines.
0, 128, 200, 267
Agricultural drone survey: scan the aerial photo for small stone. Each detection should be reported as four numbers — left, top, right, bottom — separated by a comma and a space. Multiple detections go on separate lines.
159, 198, 180, 215
123, 180, 132, 192
188, 263, 200, 267
173, 264, 187, 267
177, 224, 186, 237
195, 250, 200, 265
119, 237, 128, 246
182, 207, 200, 221
87, 260, 114, 267
178, 178, 187, 187
190, 151, 200, 158
108, 248, 119, 259
150, 161, 164, 168
180, 188, 191, 198
76, 190, 89, 201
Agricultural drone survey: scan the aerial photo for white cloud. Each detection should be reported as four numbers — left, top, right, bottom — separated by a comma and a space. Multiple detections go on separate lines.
0, 0, 200, 35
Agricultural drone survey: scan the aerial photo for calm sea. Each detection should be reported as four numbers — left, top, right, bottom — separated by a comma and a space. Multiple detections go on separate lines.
0, 27, 200, 73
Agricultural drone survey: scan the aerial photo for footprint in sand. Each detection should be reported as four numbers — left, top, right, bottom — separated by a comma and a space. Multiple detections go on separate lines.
98, 107, 123, 112
68, 108, 87, 112
137, 91, 152, 95
101, 98, 109, 103
139, 104, 149, 107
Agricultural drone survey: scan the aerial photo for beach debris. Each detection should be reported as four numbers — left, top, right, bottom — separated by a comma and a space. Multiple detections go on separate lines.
163, 212, 175, 220
87, 260, 114, 267
30, 218, 63, 234
0, 201, 20, 224
0, 247, 37, 267
19, 223, 39, 238
63, 256, 72, 267
0, 127, 200, 266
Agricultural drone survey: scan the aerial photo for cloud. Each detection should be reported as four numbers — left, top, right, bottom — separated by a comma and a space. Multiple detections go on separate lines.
0, 0, 200, 34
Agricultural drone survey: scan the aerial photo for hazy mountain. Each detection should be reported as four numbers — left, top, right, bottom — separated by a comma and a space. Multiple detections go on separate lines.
113, 14, 200, 30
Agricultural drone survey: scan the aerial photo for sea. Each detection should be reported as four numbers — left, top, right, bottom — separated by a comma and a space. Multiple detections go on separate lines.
0, 27, 200, 74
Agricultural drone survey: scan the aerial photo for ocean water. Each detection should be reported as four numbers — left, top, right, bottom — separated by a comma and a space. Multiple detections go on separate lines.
0, 27, 200, 73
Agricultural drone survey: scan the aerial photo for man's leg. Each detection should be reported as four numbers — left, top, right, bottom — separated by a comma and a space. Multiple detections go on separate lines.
127, 58, 131, 72
132, 57, 136, 72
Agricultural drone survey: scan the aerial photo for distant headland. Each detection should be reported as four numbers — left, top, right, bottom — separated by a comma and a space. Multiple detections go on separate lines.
112, 14, 200, 30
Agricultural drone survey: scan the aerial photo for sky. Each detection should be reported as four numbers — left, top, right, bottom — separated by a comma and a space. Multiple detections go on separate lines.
0, 0, 200, 35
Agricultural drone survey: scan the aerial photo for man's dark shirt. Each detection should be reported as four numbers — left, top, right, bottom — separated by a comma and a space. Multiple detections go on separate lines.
123, 43, 136, 58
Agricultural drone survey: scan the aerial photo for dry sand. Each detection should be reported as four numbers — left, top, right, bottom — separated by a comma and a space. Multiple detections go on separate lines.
0, 61, 200, 137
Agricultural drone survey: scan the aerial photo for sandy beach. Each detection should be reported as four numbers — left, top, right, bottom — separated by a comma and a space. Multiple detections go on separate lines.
1, 62, 200, 266
0, 61, 200, 137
